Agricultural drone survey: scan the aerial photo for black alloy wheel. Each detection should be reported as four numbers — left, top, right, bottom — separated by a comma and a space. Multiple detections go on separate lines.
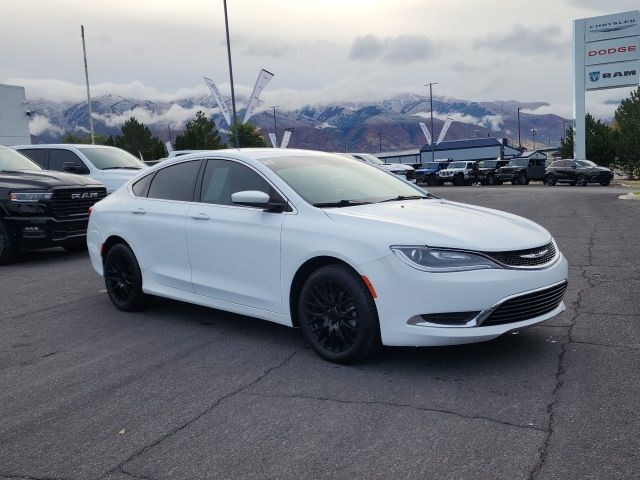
0, 220, 17, 266
545, 175, 557, 186
518, 172, 528, 185
511, 180, 517, 185
576, 174, 588, 186
486, 175, 495, 185
600, 179, 611, 186
104, 243, 149, 311
299, 264, 380, 363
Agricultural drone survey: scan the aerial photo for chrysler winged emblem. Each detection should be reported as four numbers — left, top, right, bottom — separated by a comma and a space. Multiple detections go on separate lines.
589, 71, 600, 83
520, 249, 548, 259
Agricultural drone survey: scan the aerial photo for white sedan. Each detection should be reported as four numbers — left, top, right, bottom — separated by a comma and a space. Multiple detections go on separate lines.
88, 149, 568, 363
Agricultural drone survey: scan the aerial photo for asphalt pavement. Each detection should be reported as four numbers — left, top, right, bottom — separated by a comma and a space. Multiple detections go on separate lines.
1, 184, 638, 480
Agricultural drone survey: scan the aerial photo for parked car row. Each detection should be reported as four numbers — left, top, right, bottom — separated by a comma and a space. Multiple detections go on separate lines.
415, 158, 613, 187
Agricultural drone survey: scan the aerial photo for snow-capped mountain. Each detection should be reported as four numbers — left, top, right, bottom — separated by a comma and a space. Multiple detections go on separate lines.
27, 93, 568, 152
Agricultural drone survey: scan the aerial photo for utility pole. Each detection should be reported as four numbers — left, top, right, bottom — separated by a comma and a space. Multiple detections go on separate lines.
222, 0, 238, 147
531, 128, 537, 151
517, 107, 522, 150
378, 132, 382, 152
425, 82, 439, 162
271, 106, 278, 143
80, 25, 95, 145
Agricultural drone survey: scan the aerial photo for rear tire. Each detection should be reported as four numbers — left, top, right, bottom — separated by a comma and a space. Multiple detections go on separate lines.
435, 178, 444, 186
600, 180, 611, 186
0, 220, 17, 266
518, 172, 528, 185
298, 264, 380, 363
576, 174, 587, 186
425, 176, 435, 186
104, 243, 149, 311
486, 175, 495, 185
545, 175, 557, 186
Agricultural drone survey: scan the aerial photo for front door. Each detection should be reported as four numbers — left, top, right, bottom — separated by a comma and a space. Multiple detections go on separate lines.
186, 159, 286, 313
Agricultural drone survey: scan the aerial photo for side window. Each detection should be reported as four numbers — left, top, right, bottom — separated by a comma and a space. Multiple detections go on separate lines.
147, 160, 201, 201
49, 149, 86, 172
18, 149, 47, 167
528, 159, 535, 167
567, 161, 577, 168
200, 159, 278, 207
132, 173, 155, 197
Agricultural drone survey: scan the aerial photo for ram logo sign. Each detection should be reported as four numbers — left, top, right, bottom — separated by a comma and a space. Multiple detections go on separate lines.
585, 60, 639, 91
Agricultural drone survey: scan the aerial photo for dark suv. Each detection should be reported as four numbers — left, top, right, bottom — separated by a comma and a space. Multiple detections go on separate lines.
415, 161, 450, 185
496, 157, 547, 185
477, 159, 510, 185
0, 146, 107, 265
544, 159, 614, 186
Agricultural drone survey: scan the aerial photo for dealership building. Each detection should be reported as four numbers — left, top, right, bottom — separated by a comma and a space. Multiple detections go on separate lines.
0, 84, 30, 146
376, 137, 522, 165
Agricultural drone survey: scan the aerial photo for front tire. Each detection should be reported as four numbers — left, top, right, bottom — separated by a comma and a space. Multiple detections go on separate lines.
518, 172, 528, 185
104, 243, 149, 311
545, 175, 557, 186
0, 220, 17, 266
600, 179, 611, 186
298, 264, 380, 363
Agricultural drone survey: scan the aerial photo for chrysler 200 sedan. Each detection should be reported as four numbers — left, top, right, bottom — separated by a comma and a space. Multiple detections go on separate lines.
88, 149, 568, 363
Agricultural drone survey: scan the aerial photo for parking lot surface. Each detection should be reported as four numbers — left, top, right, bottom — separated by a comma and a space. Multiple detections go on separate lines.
1, 184, 638, 480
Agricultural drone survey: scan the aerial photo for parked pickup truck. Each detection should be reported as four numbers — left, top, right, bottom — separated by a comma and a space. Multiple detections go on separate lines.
496, 158, 546, 185
477, 159, 510, 185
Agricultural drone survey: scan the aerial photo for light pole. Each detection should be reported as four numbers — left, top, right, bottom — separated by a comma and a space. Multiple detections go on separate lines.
531, 128, 537, 151
517, 107, 522, 149
378, 132, 383, 152
222, 0, 238, 146
80, 25, 95, 145
271, 106, 278, 144
425, 82, 439, 162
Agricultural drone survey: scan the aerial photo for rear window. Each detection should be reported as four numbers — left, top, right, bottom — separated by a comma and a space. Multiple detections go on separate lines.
147, 160, 201, 202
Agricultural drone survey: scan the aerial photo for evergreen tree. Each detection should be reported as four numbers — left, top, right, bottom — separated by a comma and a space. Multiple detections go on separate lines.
227, 122, 267, 148
559, 114, 615, 167
175, 111, 225, 150
61, 132, 110, 145
613, 87, 640, 180
112, 118, 165, 161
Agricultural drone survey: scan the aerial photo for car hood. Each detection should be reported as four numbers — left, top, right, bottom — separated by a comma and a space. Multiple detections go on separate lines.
382, 164, 414, 171
325, 199, 551, 251
0, 170, 104, 190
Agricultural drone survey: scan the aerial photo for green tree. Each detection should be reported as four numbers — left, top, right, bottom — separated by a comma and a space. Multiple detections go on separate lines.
227, 122, 267, 148
61, 132, 110, 145
613, 86, 640, 180
175, 111, 225, 150
112, 118, 165, 161
559, 114, 615, 167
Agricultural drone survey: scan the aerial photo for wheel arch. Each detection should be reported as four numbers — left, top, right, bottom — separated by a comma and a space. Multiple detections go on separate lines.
289, 255, 364, 328
101, 235, 132, 262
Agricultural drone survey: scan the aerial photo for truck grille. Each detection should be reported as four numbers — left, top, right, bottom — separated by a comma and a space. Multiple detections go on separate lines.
51, 188, 107, 218
481, 242, 557, 268
482, 281, 567, 326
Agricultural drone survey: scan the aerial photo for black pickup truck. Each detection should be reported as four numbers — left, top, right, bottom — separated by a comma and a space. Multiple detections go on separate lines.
0, 146, 106, 265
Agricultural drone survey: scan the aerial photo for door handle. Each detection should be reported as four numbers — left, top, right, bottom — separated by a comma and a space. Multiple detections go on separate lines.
189, 213, 210, 221
130, 208, 146, 215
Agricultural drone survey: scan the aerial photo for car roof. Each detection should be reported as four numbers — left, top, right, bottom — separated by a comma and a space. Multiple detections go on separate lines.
12, 144, 119, 149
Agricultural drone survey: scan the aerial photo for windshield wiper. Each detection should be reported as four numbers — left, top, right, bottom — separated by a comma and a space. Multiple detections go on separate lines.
313, 199, 372, 208
102, 166, 142, 170
378, 195, 430, 203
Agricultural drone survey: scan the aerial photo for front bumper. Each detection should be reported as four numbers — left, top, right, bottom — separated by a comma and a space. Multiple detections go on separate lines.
359, 252, 568, 347
5, 216, 89, 248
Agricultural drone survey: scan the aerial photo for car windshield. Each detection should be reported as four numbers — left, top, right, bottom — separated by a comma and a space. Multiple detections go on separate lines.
77, 147, 145, 170
448, 162, 467, 169
420, 163, 440, 169
353, 153, 385, 165
479, 161, 497, 168
576, 160, 597, 167
0, 148, 42, 172
261, 154, 428, 206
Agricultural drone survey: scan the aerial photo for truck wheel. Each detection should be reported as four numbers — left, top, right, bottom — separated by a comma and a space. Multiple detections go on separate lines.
600, 180, 611, 186
511, 180, 517, 185
545, 175, 557, 186
425, 176, 435, 186
486, 175, 495, 185
0, 220, 18, 266
518, 172, 528, 185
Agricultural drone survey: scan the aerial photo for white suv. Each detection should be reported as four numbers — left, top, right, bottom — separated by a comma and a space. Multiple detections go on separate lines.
13, 144, 147, 194
438, 161, 479, 186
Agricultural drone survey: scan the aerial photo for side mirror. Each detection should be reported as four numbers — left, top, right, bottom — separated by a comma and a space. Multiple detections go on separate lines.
231, 190, 286, 212
571, 165, 577, 169
63, 162, 88, 174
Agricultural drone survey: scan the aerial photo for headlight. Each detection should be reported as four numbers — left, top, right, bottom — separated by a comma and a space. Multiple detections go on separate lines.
390, 246, 502, 272
9, 192, 53, 203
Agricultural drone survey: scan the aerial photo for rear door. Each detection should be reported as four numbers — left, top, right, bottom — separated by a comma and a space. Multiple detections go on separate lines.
186, 159, 286, 312
123, 159, 202, 292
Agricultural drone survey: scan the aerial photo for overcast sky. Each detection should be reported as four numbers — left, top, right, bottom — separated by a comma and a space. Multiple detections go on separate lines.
2, 0, 639, 118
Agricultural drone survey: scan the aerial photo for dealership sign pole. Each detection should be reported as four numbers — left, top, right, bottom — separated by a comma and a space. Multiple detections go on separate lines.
573, 10, 640, 160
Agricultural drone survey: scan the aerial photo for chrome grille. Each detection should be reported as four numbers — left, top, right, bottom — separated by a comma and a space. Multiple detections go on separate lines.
482, 281, 567, 326
51, 188, 107, 218
482, 242, 557, 268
